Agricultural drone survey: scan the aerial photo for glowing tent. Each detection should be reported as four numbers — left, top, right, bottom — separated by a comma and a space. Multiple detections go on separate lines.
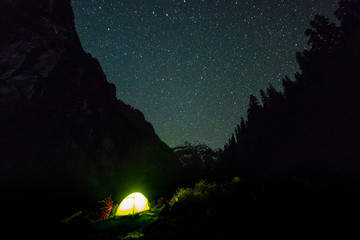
115, 192, 150, 216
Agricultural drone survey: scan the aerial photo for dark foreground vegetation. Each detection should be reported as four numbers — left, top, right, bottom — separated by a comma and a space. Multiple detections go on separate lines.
2, 0, 360, 238
37, 177, 360, 239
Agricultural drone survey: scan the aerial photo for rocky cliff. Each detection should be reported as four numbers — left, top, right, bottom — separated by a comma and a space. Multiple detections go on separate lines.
0, 0, 179, 215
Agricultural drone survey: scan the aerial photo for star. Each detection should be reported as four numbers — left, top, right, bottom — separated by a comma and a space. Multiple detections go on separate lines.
71, 0, 339, 148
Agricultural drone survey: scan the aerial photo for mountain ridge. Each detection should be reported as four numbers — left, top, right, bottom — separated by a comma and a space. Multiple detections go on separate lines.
0, 0, 180, 216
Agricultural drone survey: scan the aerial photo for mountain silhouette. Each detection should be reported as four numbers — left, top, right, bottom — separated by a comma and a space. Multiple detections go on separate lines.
0, 0, 179, 218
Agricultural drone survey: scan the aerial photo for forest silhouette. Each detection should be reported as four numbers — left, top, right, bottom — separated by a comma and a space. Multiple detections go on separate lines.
220, 0, 360, 182
165, 4, 360, 231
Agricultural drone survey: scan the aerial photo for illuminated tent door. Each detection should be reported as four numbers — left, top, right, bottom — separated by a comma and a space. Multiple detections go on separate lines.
115, 192, 150, 216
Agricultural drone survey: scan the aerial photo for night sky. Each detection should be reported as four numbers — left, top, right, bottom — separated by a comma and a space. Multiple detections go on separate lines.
71, 0, 338, 148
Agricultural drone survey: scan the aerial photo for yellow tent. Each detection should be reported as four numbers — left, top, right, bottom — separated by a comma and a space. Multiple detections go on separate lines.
115, 192, 150, 216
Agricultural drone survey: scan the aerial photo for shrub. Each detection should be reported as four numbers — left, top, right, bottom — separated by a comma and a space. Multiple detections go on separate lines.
169, 179, 238, 207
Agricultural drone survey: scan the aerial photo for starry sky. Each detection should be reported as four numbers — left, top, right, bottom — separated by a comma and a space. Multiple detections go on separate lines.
71, 0, 338, 149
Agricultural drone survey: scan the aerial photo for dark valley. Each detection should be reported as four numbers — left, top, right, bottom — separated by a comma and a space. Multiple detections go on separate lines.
1, 0, 360, 238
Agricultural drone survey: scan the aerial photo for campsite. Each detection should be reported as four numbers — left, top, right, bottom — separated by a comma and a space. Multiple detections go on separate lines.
48, 179, 252, 239
2, 0, 360, 238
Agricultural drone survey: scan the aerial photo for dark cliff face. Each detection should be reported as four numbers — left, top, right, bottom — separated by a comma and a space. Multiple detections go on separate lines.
0, 0, 115, 106
0, 0, 179, 214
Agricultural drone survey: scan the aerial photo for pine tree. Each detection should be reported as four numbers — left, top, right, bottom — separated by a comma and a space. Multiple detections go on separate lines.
234, 124, 241, 144
260, 89, 269, 108
247, 94, 261, 121
304, 14, 342, 53
240, 117, 246, 130
335, 0, 360, 35
228, 133, 236, 148
282, 75, 297, 100
266, 83, 284, 110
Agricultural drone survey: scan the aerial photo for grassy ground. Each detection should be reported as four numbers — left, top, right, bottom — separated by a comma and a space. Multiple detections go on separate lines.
50, 204, 166, 240
91, 206, 164, 239
36, 177, 360, 239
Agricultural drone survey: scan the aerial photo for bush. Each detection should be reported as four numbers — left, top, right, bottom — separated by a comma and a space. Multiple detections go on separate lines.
169, 179, 238, 207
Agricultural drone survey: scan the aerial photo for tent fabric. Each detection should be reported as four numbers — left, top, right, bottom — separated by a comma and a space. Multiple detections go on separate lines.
115, 192, 150, 216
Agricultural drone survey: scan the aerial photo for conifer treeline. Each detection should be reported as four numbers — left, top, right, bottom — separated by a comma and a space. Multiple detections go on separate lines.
220, 0, 360, 179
